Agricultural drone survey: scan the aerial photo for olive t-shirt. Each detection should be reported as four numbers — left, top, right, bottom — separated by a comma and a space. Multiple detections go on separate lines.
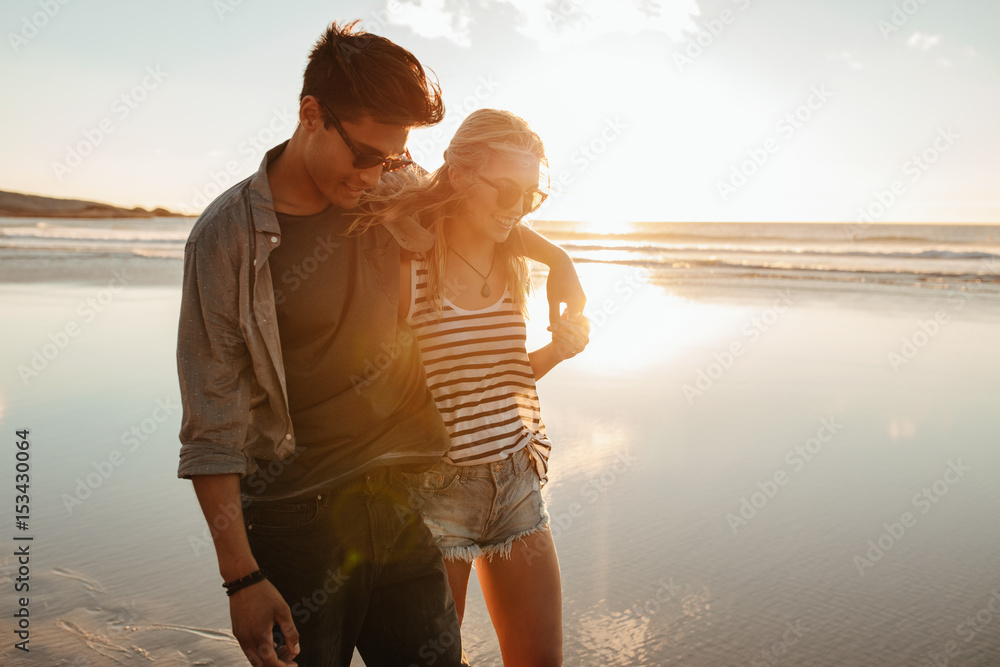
240, 206, 449, 500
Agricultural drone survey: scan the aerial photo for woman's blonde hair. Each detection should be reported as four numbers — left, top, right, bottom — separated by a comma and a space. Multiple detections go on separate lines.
350, 108, 547, 317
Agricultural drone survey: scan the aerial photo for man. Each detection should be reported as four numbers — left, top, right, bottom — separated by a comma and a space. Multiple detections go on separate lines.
177, 22, 584, 667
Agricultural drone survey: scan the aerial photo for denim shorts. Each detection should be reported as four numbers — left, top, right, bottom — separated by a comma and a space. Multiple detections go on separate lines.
406, 447, 550, 562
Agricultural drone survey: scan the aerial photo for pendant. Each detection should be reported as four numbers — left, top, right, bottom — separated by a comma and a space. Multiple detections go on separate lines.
481, 283, 491, 298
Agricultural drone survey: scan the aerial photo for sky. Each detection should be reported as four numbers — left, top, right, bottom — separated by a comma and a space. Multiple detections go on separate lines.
2, 0, 998, 223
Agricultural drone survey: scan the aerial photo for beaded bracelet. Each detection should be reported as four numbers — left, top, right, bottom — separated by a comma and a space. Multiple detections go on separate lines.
223, 568, 268, 597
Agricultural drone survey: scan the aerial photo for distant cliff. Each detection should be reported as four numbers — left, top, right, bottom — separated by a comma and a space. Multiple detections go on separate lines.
0, 190, 187, 218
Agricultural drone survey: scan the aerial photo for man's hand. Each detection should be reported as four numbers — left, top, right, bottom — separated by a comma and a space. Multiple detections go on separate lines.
189, 474, 299, 666
230, 579, 300, 666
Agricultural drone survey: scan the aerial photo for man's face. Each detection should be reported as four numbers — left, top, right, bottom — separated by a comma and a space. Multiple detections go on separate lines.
301, 99, 410, 210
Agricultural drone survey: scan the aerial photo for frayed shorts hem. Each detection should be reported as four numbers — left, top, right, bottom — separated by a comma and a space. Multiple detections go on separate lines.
440, 513, 551, 563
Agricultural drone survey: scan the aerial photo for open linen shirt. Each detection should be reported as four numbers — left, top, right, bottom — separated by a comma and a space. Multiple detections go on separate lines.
176, 141, 450, 493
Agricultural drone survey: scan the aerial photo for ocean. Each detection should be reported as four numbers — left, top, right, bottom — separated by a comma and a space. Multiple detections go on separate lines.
2, 217, 998, 293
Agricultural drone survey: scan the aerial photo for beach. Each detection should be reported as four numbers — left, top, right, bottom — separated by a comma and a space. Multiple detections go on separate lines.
1, 219, 999, 666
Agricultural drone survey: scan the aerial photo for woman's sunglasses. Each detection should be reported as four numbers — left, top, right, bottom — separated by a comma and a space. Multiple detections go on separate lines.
316, 98, 414, 173
475, 174, 548, 214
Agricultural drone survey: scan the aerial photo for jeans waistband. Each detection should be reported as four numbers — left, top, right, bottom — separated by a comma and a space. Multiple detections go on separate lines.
445, 447, 531, 481
244, 465, 406, 507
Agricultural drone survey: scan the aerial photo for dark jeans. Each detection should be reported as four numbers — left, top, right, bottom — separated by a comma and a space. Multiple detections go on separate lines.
244, 466, 464, 667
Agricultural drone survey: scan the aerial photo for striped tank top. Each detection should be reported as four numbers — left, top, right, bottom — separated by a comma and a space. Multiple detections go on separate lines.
406, 256, 552, 482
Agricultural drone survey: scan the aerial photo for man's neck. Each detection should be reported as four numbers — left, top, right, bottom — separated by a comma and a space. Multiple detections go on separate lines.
267, 130, 329, 216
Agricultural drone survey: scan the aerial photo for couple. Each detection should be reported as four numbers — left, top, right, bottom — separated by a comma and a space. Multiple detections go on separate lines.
176, 21, 587, 667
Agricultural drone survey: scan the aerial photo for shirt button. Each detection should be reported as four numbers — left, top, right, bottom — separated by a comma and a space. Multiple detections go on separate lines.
270, 236, 278, 243
284, 433, 292, 440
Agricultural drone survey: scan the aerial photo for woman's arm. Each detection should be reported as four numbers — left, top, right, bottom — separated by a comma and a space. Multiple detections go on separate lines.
513, 226, 586, 329
528, 343, 563, 381
528, 313, 591, 381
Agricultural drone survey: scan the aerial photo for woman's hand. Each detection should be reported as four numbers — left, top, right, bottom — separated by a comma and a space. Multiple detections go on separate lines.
550, 312, 590, 361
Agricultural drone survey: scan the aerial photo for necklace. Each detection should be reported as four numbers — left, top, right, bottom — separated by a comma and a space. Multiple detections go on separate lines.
449, 246, 496, 297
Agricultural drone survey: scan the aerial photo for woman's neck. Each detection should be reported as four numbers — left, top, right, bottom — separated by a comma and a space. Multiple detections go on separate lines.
445, 220, 497, 265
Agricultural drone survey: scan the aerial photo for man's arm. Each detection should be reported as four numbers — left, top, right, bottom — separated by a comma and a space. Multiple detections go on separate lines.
177, 234, 298, 666
513, 226, 586, 329
191, 474, 300, 666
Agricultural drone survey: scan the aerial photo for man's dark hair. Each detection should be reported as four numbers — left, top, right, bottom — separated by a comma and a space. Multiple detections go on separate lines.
302, 21, 444, 127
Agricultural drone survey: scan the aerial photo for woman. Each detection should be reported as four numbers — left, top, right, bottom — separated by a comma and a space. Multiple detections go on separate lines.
356, 108, 588, 665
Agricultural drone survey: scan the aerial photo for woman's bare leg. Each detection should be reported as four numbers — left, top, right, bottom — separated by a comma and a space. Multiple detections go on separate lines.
475, 527, 562, 666
445, 558, 474, 626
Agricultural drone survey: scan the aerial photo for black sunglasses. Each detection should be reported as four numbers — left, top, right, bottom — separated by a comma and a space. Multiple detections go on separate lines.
475, 174, 548, 214
315, 99, 413, 173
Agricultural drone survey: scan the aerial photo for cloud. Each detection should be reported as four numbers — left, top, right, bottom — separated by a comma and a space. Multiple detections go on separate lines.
827, 50, 864, 70
907, 31, 941, 51
388, 0, 474, 47
385, 0, 700, 49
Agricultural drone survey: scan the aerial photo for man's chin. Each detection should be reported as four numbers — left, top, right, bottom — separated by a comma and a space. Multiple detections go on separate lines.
332, 191, 365, 210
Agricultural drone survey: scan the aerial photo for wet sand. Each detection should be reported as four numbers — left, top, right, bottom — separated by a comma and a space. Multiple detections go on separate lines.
1, 256, 999, 666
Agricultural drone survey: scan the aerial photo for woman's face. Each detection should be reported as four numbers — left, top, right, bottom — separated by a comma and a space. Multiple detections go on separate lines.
459, 152, 542, 244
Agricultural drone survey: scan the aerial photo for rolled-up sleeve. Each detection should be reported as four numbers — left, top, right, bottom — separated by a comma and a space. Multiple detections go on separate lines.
176, 230, 254, 479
